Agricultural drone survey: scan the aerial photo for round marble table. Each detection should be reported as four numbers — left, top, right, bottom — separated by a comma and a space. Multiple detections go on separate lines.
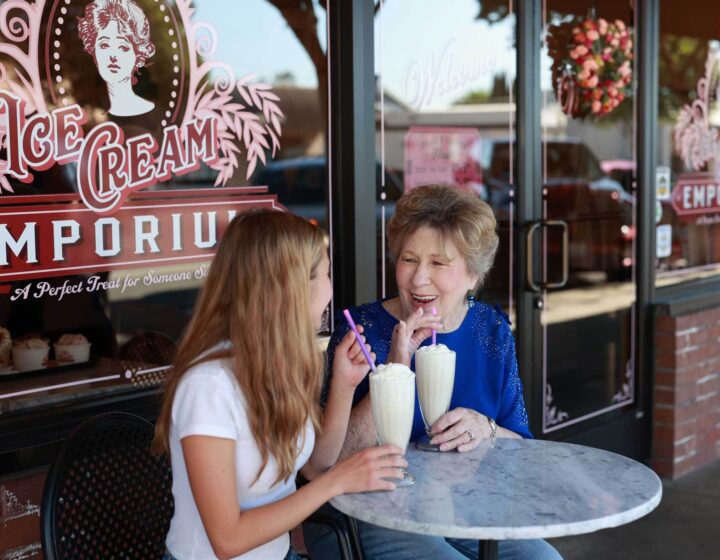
330, 438, 662, 560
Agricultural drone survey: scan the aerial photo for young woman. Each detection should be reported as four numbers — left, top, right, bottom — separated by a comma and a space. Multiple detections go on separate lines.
153, 209, 405, 560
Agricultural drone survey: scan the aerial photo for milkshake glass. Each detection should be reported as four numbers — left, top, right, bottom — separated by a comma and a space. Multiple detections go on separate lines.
369, 363, 416, 486
414, 343, 456, 451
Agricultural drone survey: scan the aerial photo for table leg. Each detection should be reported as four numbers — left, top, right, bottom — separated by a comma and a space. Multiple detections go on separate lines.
478, 540, 498, 560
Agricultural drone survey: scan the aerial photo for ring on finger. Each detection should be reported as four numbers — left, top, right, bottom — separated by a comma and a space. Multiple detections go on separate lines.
466, 430, 475, 441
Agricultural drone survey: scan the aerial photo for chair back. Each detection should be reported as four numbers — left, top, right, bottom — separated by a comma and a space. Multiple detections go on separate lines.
41, 412, 174, 560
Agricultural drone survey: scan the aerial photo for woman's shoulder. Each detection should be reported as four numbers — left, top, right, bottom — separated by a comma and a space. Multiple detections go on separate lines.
340, 299, 396, 330
179, 344, 238, 392
466, 301, 513, 339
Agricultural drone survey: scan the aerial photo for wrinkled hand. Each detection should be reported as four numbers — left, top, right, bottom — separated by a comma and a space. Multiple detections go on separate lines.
388, 307, 444, 366
332, 327, 376, 390
327, 445, 407, 494
429, 407, 491, 453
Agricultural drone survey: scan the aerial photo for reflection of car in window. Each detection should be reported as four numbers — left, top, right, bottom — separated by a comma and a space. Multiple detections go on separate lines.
480, 139, 634, 282
251, 156, 404, 229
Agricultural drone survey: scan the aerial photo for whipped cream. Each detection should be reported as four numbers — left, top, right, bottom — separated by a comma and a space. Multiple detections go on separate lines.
416, 343, 452, 355
370, 362, 415, 380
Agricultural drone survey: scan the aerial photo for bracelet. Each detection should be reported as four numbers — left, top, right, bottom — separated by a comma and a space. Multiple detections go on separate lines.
487, 416, 497, 440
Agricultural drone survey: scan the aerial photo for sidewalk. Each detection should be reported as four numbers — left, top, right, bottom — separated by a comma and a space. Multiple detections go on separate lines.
548, 459, 720, 559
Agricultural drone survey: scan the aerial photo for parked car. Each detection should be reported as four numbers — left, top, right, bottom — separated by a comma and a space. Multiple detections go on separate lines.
479, 139, 635, 282
251, 156, 404, 230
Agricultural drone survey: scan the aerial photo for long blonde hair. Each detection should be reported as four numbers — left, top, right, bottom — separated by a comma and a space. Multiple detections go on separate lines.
153, 209, 325, 484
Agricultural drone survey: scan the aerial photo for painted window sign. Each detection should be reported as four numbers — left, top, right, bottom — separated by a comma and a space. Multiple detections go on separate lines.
0, 0, 285, 281
671, 173, 720, 219
0, 0, 328, 410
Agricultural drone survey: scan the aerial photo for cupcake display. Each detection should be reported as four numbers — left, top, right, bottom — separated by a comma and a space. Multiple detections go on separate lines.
54, 334, 92, 364
0, 327, 11, 367
12, 337, 50, 372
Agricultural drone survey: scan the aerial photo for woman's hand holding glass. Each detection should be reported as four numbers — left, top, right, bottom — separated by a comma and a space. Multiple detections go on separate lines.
324, 445, 407, 494
429, 407, 492, 452
388, 307, 444, 366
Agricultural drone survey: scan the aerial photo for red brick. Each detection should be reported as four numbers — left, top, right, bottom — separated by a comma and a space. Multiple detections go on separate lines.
655, 332, 677, 353
674, 418, 699, 440
652, 458, 673, 478
655, 350, 677, 369
653, 437, 674, 459
676, 383, 698, 405
655, 369, 678, 388
655, 315, 676, 334
654, 386, 676, 405
653, 423, 675, 446
674, 404, 701, 424
653, 405, 676, 424
676, 308, 720, 330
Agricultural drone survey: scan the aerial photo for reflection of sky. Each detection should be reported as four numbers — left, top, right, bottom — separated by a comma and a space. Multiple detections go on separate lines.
190, 1, 555, 105
375, 0, 517, 110
193, 0, 326, 87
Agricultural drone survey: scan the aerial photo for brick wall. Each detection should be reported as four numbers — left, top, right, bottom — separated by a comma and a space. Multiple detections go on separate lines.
0, 472, 45, 560
653, 306, 720, 479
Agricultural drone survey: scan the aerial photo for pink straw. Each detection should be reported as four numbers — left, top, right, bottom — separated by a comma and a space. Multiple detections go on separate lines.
431, 307, 437, 345
343, 309, 377, 373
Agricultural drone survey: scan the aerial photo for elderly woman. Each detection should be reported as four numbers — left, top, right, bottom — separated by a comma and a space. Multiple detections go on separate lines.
78, 0, 156, 117
304, 185, 562, 560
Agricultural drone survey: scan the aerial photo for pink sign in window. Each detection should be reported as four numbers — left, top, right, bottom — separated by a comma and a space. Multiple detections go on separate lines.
403, 127, 483, 194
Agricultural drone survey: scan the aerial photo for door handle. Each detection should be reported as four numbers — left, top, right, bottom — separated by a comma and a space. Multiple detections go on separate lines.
526, 220, 569, 293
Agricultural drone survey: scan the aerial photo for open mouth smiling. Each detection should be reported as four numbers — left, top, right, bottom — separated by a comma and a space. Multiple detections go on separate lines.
410, 294, 438, 306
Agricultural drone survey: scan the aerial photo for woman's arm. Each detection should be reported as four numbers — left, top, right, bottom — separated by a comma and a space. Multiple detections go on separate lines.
182, 435, 405, 560
305, 329, 376, 475
338, 393, 377, 459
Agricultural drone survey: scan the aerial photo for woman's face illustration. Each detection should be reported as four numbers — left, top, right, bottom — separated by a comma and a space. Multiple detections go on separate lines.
94, 20, 136, 84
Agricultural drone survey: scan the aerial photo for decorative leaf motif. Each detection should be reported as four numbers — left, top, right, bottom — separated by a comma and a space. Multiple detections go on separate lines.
187, 73, 283, 185
674, 52, 720, 171
545, 384, 569, 428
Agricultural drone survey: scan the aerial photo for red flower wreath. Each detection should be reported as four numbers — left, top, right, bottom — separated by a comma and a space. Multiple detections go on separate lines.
552, 17, 633, 118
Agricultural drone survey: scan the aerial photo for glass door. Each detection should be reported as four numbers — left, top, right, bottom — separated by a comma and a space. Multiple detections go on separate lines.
536, 0, 638, 437
374, 0, 518, 318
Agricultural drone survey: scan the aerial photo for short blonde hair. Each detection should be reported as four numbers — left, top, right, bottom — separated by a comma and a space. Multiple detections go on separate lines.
387, 185, 499, 288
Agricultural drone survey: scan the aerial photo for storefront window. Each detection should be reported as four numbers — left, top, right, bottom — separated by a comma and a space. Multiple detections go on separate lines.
374, 0, 517, 313
656, 0, 720, 286
0, 0, 328, 415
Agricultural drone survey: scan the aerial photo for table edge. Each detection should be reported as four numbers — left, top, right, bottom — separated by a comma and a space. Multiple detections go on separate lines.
329, 479, 663, 541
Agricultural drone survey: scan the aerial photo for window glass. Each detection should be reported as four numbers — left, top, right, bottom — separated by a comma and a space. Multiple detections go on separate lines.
0, 0, 328, 414
375, 0, 517, 313
656, 0, 720, 285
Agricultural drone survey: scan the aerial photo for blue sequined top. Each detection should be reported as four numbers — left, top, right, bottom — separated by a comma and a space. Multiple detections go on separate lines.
325, 300, 532, 441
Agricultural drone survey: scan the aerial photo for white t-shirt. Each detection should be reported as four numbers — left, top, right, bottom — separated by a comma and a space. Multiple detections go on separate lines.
165, 346, 315, 560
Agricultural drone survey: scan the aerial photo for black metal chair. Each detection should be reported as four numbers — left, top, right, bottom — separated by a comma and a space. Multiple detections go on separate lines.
41, 411, 360, 559
41, 412, 173, 560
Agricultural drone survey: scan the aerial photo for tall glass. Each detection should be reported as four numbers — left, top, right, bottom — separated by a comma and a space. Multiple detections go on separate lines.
369, 363, 416, 486
414, 344, 456, 452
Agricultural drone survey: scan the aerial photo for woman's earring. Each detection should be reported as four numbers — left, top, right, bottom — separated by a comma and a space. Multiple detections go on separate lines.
465, 290, 476, 308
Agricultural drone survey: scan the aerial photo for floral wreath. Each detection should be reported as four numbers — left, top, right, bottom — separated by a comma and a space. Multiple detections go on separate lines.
549, 16, 633, 119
